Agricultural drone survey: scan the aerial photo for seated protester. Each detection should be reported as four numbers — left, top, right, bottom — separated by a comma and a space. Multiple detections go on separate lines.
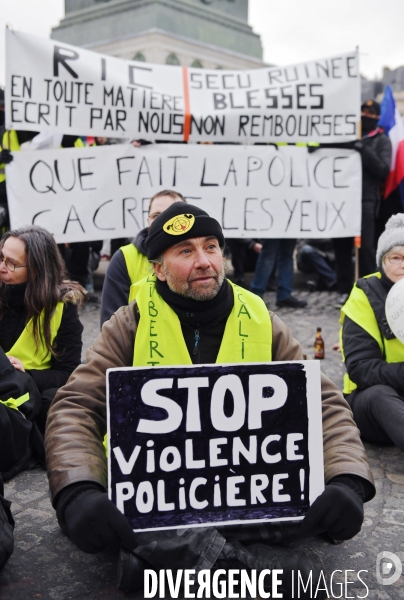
46, 202, 375, 598
0, 226, 86, 435
100, 190, 186, 326
341, 214, 404, 450
296, 239, 337, 291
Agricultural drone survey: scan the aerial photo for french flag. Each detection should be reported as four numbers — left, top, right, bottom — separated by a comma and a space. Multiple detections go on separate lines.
378, 85, 404, 203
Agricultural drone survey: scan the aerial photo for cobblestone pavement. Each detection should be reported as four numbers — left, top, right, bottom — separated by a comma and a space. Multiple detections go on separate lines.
1, 274, 404, 599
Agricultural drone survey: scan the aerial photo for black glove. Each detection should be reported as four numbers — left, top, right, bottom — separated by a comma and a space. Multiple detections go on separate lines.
302, 477, 364, 541
0, 149, 13, 165
57, 483, 137, 553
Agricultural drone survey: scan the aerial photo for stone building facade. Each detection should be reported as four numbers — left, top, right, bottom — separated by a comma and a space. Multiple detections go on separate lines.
51, 0, 264, 70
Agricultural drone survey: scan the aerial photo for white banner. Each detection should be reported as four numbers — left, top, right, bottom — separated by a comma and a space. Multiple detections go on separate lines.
5, 143, 362, 244
6, 30, 360, 144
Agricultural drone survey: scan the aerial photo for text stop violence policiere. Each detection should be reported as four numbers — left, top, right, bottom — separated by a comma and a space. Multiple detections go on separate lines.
106, 361, 324, 532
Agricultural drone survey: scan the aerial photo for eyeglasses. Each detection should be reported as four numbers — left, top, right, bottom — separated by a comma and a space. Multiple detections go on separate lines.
0, 255, 26, 272
386, 254, 404, 266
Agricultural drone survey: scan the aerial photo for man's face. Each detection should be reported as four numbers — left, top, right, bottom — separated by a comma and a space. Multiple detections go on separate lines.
147, 196, 183, 228
154, 236, 225, 301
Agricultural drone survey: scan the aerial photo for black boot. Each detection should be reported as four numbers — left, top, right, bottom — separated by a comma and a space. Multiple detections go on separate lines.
116, 547, 149, 592
215, 541, 326, 599
0, 475, 14, 573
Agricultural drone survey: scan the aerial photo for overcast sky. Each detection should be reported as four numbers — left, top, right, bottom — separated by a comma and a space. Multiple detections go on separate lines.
1, 0, 404, 86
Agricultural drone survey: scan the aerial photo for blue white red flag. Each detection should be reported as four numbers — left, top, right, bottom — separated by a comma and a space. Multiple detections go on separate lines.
378, 85, 404, 202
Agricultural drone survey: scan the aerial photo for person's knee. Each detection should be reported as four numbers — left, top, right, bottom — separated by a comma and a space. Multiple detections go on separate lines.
367, 384, 400, 398
357, 385, 403, 417
299, 245, 314, 257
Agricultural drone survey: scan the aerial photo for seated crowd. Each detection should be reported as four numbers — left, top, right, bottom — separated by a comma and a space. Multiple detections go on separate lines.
0, 88, 401, 598
3, 191, 403, 595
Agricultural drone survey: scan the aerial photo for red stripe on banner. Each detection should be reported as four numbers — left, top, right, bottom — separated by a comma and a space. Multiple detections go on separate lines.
385, 139, 404, 197
182, 67, 191, 142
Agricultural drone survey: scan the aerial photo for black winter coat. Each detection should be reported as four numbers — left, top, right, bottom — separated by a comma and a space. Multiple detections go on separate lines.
360, 131, 392, 206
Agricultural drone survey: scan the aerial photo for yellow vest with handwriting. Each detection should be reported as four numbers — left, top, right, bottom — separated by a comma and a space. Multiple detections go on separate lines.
6, 302, 64, 370
132, 276, 272, 366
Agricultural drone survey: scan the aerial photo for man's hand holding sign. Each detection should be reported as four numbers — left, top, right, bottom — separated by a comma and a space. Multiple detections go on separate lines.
46, 201, 375, 599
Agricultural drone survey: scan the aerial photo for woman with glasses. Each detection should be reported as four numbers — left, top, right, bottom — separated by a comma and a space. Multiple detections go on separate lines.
0, 226, 85, 437
340, 213, 404, 451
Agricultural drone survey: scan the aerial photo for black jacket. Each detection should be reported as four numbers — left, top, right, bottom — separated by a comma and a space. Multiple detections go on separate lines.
360, 131, 392, 206
342, 272, 404, 397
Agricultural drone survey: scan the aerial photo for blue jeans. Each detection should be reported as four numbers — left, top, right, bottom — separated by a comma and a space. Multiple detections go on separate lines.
250, 239, 297, 301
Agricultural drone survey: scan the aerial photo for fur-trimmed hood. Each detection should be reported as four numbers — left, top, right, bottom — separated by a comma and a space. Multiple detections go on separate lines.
60, 281, 87, 308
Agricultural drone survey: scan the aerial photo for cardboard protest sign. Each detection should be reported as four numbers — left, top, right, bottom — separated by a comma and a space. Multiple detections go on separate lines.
106, 361, 324, 532
5, 143, 361, 243
6, 29, 360, 143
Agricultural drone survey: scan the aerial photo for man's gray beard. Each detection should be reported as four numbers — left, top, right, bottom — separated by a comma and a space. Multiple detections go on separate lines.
163, 264, 226, 301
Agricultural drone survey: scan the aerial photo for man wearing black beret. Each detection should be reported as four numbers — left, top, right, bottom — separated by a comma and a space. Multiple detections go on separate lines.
46, 199, 375, 598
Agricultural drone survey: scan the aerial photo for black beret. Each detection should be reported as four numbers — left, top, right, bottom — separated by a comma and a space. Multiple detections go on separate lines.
147, 202, 225, 260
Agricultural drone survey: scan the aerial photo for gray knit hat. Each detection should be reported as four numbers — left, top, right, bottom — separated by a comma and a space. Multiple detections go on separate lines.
376, 214, 404, 267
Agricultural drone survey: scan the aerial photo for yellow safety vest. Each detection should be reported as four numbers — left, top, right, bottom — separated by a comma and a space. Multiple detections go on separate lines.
120, 244, 151, 289
340, 272, 404, 394
0, 130, 20, 182
6, 302, 64, 371
132, 275, 272, 366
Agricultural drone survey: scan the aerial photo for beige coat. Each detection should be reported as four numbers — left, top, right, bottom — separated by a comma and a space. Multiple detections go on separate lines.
46, 302, 375, 504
